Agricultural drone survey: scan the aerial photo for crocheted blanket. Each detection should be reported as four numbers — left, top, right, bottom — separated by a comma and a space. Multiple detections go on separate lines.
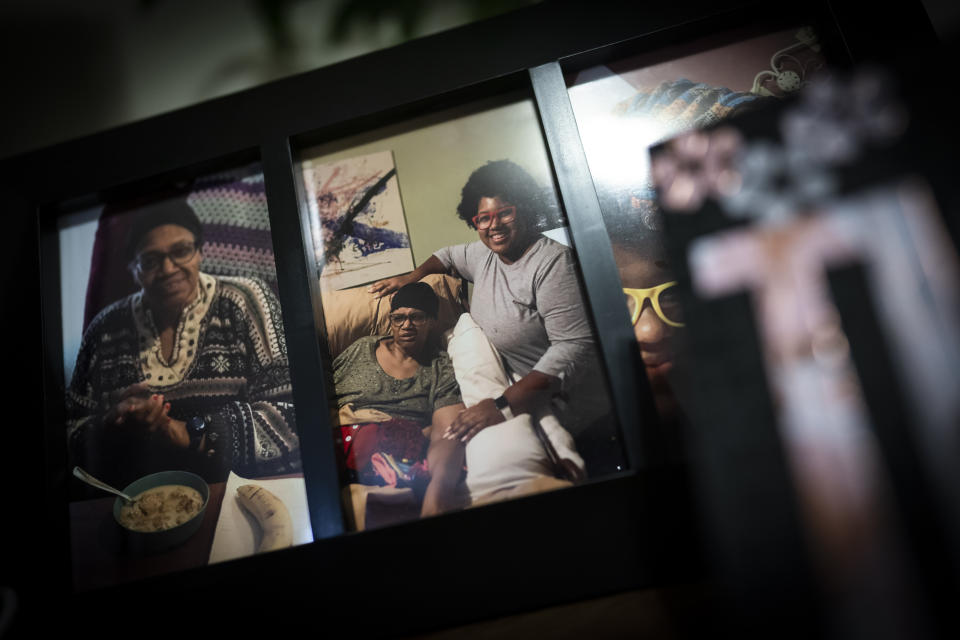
83, 166, 278, 330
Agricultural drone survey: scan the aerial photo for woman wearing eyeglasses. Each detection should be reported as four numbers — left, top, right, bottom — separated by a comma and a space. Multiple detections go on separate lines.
612, 234, 685, 424
332, 282, 466, 517
65, 201, 301, 491
369, 160, 602, 454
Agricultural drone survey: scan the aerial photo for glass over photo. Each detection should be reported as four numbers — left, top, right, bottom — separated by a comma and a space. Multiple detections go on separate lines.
57, 165, 312, 590
298, 92, 622, 531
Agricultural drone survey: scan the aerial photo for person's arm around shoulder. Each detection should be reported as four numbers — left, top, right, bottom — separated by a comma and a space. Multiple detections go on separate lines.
367, 254, 448, 298
368, 240, 483, 298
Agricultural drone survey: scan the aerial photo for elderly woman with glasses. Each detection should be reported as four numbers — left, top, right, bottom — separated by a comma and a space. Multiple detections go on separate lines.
332, 282, 466, 517
66, 200, 301, 491
369, 160, 602, 455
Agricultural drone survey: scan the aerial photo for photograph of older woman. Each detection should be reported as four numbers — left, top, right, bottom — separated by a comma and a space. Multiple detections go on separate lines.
65, 200, 300, 493
332, 282, 466, 517
369, 160, 608, 475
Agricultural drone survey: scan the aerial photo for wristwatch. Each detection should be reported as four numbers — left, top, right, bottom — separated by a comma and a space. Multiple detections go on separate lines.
493, 394, 513, 420
186, 415, 206, 451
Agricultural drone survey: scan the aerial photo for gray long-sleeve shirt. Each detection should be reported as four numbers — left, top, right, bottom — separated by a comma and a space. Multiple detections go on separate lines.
434, 236, 597, 392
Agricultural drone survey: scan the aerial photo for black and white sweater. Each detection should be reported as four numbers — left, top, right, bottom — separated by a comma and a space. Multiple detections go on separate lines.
66, 273, 300, 490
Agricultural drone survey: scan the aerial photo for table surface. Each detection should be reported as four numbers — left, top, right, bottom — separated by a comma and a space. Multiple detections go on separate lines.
69, 474, 301, 592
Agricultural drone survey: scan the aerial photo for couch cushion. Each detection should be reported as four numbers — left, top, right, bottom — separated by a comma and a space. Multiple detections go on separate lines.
321, 273, 466, 359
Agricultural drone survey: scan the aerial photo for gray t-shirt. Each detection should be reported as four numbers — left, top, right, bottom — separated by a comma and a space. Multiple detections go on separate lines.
332, 336, 462, 425
434, 235, 597, 392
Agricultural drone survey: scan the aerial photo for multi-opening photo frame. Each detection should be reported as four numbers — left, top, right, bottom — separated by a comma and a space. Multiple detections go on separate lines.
4, 1, 947, 636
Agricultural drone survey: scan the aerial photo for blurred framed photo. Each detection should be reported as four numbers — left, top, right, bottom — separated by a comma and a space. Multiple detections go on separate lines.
650, 67, 960, 636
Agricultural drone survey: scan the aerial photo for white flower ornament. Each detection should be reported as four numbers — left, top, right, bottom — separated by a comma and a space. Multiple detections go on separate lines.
720, 141, 836, 225
651, 127, 744, 212
780, 70, 908, 164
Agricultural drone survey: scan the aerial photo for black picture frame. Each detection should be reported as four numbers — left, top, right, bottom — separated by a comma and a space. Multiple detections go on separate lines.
0, 1, 938, 635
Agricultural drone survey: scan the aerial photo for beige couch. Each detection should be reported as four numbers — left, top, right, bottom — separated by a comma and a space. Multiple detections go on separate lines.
320, 273, 467, 361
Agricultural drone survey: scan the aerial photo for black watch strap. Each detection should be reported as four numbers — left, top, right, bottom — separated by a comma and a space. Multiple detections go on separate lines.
493, 394, 513, 420
186, 415, 206, 451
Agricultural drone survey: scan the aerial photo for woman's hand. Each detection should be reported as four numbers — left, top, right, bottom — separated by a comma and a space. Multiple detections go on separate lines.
101, 384, 189, 448
443, 398, 506, 443
158, 418, 191, 449
368, 273, 415, 298
103, 385, 168, 430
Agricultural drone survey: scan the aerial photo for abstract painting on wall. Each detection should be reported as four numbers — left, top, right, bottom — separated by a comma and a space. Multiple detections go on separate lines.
302, 150, 414, 291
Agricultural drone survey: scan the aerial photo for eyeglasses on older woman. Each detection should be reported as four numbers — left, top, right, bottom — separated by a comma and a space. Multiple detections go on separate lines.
131, 241, 199, 274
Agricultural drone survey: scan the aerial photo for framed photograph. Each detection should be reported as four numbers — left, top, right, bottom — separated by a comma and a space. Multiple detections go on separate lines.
3, 0, 941, 636
296, 90, 623, 531
54, 164, 313, 590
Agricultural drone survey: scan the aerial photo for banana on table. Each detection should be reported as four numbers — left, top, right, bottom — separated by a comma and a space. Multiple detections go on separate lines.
235, 484, 293, 552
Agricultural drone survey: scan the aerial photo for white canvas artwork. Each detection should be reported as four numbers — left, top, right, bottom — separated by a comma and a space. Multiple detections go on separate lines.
303, 150, 414, 291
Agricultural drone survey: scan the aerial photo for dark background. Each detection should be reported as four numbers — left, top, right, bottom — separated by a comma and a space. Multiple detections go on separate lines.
0, 0, 956, 160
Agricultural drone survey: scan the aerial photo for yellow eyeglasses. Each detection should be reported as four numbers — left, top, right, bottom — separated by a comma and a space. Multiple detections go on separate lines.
623, 282, 685, 328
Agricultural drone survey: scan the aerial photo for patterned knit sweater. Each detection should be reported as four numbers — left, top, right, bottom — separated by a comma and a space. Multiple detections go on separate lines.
66, 273, 300, 490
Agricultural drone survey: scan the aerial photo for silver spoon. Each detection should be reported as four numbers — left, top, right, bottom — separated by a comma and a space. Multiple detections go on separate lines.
72, 466, 136, 504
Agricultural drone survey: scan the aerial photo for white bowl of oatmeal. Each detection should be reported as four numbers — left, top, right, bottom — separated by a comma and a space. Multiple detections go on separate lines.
112, 471, 209, 553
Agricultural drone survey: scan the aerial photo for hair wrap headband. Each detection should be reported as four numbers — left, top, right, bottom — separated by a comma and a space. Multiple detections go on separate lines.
390, 282, 438, 318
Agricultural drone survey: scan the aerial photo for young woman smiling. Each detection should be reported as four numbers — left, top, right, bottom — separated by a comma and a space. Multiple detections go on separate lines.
369, 160, 605, 452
